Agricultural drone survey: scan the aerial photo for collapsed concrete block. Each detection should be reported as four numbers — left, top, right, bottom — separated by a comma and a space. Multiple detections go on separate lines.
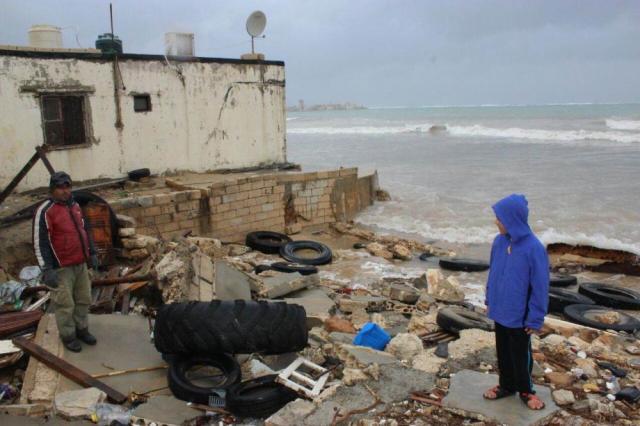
385, 333, 424, 361
116, 214, 136, 228
54, 387, 106, 420
336, 344, 399, 368
131, 395, 201, 426
386, 283, 419, 304
424, 269, 465, 302
261, 272, 319, 299
265, 398, 316, 426
338, 295, 386, 313
283, 288, 335, 328
214, 260, 252, 300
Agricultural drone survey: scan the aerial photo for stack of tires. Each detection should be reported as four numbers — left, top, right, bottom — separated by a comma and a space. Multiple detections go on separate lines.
246, 231, 333, 273
547, 278, 640, 333
154, 300, 308, 418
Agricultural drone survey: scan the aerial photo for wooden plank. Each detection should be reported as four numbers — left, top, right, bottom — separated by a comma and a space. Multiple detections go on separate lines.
0, 151, 40, 207
13, 336, 127, 403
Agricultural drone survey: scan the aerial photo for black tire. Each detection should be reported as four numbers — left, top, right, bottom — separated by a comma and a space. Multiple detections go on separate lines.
168, 355, 241, 404
128, 168, 151, 181
436, 306, 494, 333
279, 241, 332, 266
226, 375, 298, 418
353, 243, 367, 249
578, 283, 640, 310
548, 288, 594, 314
154, 300, 308, 355
270, 262, 318, 276
246, 231, 292, 254
419, 252, 435, 261
563, 304, 640, 332
550, 274, 577, 287
254, 264, 273, 274
439, 258, 489, 272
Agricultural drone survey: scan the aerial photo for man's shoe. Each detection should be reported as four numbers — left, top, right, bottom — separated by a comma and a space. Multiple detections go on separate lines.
76, 328, 97, 345
61, 336, 82, 352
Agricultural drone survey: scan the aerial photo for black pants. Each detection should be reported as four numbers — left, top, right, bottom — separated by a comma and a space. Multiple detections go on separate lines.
495, 322, 533, 394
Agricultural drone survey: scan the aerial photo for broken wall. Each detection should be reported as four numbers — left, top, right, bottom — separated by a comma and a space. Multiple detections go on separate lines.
109, 169, 378, 242
0, 51, 286, 191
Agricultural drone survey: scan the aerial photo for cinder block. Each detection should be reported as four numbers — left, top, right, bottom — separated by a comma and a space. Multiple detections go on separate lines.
153, 194, 173, 205
160, 222, 179, 232
143, 206, 161, 216
222, 194, 236, 204
154, 214, 172, 224
174, 192, 190, 202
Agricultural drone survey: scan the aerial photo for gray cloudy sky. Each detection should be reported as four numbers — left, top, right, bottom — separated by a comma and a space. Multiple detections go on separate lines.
2, 0, 639, 107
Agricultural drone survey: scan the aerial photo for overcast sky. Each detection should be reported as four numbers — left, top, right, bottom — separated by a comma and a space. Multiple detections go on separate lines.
2, 0, 639, 107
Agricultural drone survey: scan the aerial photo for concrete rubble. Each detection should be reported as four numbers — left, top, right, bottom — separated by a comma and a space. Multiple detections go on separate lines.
2, 221, 640, 425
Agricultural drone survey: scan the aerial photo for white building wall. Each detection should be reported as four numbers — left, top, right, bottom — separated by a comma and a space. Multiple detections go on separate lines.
0, 53, 286, 191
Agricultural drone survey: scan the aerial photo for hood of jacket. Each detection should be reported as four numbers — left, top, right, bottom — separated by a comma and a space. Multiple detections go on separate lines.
492, 193, 532, 243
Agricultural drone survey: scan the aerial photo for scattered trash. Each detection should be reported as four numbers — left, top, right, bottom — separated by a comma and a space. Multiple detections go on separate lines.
276, 357, 329, 399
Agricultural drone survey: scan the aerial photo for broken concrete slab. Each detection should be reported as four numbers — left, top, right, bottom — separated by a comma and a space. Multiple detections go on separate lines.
338, 295, 386, 313
52, 315, 168, 399
302, 363, 436, 426
337, 344, 399, 368
386, 283, 419, 304
191, 250, 214, 301
131, 395, 201, 426
213, 260, 253, 300
283, 288, 335, 328
328, 332, 356, 345
261, 272, 318, 299
54, 387, 106, 420
266, 398, 316, 426
443, 370, 559, 426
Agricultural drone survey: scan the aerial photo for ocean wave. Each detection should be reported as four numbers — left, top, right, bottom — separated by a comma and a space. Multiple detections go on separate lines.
447, 124, 640, 144
605, 119, 640, 131
286, 117, 299, 121
539, 229, 640, 256
356, 212, 640, 255
287, 124, 433, 135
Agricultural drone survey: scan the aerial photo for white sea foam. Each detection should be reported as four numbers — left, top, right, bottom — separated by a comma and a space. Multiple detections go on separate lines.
357, 212, 640, 256
286, 117, 299, 121
287, 124, 433, 135
605, 119, 640, 131
288, 122, 640, 143
446, 124, 640, 144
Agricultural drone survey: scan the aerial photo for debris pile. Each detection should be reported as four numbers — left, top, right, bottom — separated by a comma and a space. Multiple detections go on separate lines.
1, 220, 639, 425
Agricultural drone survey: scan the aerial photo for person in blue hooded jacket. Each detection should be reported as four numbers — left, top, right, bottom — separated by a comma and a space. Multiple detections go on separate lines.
483, 194, 549, 410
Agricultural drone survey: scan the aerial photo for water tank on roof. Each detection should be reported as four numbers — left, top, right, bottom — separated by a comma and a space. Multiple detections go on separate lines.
28, 25, 63, 48
95, 33, 123, 54
165, 32, 194, 56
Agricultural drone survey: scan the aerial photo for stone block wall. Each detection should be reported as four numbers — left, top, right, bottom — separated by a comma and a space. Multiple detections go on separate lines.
108, 168, 377, 242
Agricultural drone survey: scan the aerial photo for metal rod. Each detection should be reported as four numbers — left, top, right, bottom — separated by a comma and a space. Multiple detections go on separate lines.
110, 3, 114, 39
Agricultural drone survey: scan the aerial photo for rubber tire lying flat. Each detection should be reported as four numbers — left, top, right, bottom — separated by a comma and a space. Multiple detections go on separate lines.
563, 304, 640, 332
436, 306, 494, 334
226, 375, 298, 418
154, 300, 308, 355
168, 355, 241, 404
128, 168, 151, 181
550, 274, 578, 287
439, 258, 489, 272
419, 252, 435, 261
548, 288, 594, 314
578, 282, 640, 310
270, 262, 318, 276
280, 241, 332, 266
246, 231, 292, 254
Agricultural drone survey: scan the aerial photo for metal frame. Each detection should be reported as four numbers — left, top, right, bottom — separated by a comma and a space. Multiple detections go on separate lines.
276, 356, 329, 399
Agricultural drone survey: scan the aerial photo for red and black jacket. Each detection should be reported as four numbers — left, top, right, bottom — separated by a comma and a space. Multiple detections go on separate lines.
33, 198, 95, 269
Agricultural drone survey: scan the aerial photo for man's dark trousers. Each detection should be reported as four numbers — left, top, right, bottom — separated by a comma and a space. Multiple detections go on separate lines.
495, 322, 534, 393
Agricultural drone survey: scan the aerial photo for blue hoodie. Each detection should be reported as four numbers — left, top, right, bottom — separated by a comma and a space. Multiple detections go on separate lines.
486, 194, 549, 330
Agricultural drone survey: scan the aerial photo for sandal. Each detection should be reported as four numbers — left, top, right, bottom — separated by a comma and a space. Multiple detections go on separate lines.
520, 392, 545, 410
483, 385, 514, 400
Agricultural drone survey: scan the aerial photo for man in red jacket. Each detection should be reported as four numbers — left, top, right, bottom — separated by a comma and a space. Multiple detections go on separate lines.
33, 172, 99, 352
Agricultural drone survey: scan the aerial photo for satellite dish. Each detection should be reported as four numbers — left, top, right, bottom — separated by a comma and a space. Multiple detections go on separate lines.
246, 11, 266, 54
246, 11, 267, 37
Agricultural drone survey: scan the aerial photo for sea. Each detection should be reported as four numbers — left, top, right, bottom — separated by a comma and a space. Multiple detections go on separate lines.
286, 103, 640, 256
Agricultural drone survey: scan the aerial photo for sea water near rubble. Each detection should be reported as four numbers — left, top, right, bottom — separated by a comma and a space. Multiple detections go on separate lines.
288, 103, 640, 256
288, 103, 640, 300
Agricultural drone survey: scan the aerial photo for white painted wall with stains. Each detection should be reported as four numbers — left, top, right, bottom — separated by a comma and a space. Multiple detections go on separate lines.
0, 53, 287, 191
